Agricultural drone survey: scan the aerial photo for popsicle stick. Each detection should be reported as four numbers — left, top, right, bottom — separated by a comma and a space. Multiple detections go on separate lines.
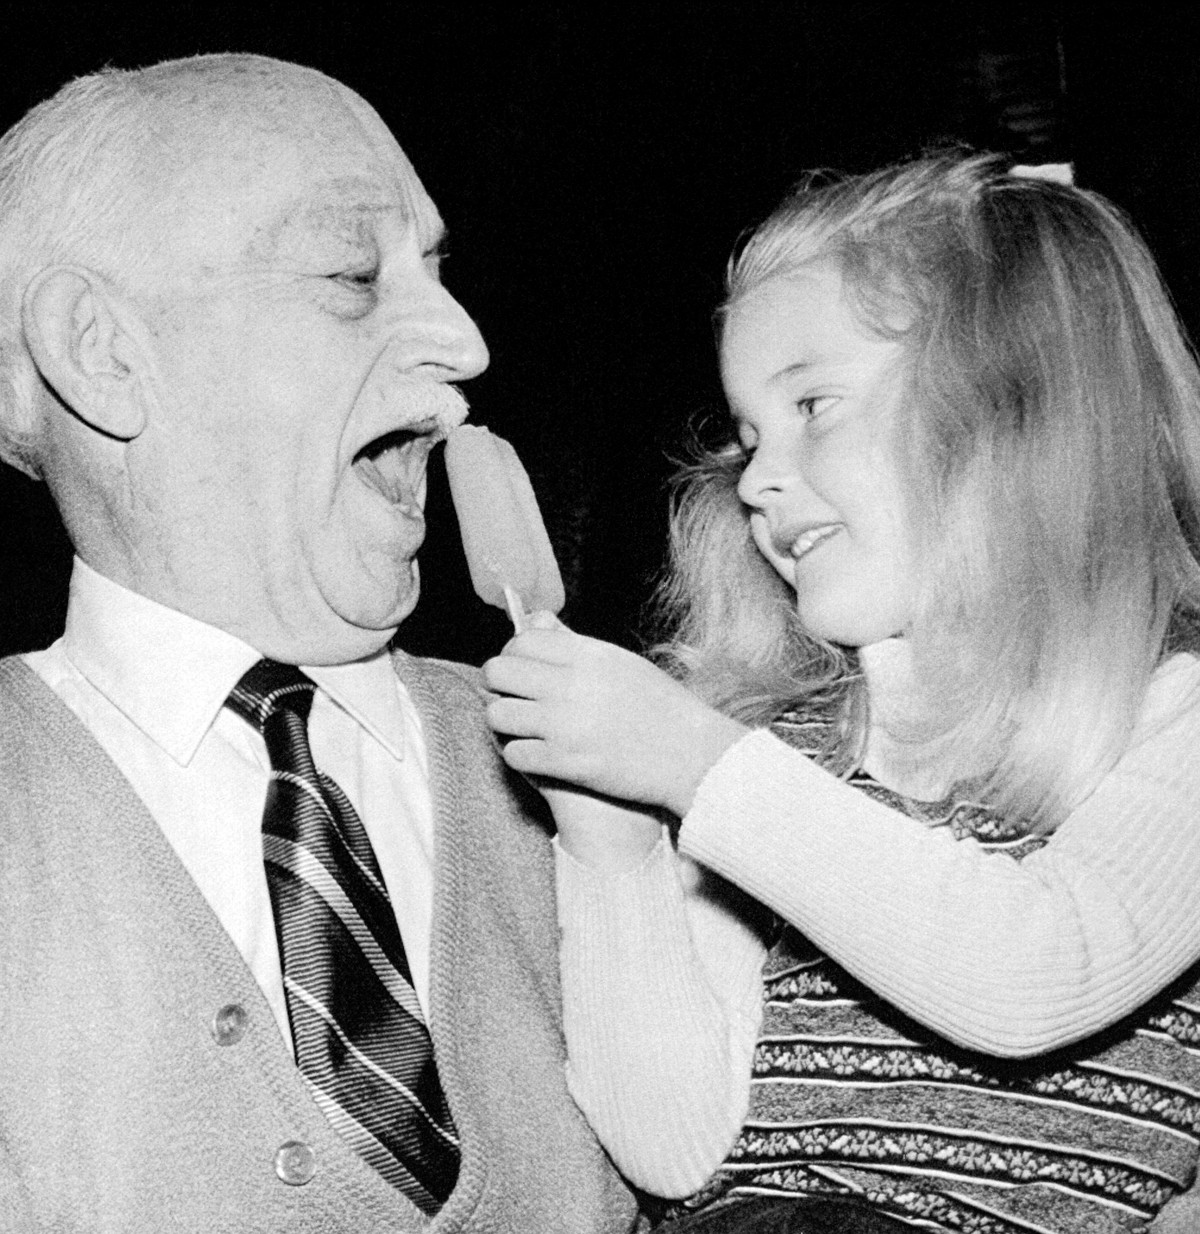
504, 585, 528, 633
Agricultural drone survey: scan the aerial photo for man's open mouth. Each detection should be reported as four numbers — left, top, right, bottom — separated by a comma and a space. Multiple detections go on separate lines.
353, 429, 431, 506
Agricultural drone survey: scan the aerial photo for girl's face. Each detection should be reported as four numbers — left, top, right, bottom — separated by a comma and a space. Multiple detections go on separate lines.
722, 263, 920, 647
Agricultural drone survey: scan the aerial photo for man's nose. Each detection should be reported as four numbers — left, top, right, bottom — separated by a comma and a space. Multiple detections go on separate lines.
400, 280, 490, 382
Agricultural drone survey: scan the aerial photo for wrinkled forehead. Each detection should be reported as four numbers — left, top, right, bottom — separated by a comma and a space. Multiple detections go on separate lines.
145, 73, 441, 271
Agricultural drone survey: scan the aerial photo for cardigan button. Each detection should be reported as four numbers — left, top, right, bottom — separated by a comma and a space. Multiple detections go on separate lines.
275, 1140, 316, 1186
211, 1003, 249, 1046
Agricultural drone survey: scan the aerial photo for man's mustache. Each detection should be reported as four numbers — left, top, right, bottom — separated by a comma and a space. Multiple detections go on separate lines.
357, 358, 471, 439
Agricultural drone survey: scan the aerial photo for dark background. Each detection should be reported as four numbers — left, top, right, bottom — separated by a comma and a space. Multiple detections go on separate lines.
2, 3, 1197, 664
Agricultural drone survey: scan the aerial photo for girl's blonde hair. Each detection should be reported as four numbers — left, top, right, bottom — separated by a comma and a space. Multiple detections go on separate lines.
654, 153, 1200, 830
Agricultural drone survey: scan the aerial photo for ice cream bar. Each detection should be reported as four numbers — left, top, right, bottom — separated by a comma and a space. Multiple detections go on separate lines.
444, 425, 566, 625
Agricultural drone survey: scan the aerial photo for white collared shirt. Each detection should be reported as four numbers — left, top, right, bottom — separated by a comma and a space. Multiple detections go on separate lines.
24, 558, 436, 1052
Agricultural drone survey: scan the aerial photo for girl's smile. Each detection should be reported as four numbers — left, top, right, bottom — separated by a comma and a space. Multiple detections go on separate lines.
786, 522, 843, 562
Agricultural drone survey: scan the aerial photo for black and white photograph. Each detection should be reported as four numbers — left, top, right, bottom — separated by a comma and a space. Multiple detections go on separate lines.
2, 6, 1200, 1232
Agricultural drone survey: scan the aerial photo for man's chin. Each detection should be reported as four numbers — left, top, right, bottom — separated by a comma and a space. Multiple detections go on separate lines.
246, 554, 419, 665
305, 565, 420, 664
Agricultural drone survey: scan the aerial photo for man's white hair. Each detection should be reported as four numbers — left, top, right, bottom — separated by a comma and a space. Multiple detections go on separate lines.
0, 53, 332, 477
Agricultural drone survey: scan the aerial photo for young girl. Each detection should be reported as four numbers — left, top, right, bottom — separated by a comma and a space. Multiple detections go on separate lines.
485, 155, 1200, 1233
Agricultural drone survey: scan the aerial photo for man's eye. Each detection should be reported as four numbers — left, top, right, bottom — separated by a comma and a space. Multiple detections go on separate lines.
333, 267, 379, 289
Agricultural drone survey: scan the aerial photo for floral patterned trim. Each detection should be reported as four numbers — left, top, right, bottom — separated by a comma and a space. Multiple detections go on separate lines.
764, 964, 853, 1003
749, 1039, 1200, 1136
682, 1168, 1052, 1234
1142, 1003, 1200, 1050
663, 1160, 1137, 1233
722, 1122, 1173, 1216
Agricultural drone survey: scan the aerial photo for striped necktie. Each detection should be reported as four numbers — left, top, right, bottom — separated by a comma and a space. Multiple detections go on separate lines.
226, 659, 459, 1212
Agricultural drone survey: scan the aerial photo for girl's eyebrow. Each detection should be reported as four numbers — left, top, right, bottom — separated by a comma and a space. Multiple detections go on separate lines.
769, 360, 814, 383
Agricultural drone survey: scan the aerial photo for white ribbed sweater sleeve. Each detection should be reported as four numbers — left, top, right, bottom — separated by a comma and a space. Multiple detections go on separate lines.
555, 831, 766, 1196
556, 655, 1200, 1197
682, 655, 1200, 1056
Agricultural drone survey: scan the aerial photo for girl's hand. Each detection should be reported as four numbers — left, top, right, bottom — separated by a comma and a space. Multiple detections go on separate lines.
484, 622, 747, 817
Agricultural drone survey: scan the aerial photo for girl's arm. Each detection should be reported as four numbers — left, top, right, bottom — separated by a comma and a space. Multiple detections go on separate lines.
679, 654, 1200, 1055
552, 803, 766, 1195
487, 630, 1200, 1055
488, 618, 766, 1194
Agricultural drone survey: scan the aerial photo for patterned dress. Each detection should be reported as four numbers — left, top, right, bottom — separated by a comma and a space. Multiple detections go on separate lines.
662, 711, 1200, 1234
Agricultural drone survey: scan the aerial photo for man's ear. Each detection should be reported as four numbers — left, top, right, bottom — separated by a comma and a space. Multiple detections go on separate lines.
21, 265, 148, 441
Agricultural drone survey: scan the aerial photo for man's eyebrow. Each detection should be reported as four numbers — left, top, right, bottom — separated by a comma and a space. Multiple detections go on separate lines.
249, 186, 414, 259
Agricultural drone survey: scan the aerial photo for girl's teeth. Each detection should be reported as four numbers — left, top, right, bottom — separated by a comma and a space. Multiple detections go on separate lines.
790, 525, 839, 559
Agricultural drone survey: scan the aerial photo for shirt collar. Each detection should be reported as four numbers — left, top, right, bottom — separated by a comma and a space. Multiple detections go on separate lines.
306, 659, 408, 763
60, 558, 407, 767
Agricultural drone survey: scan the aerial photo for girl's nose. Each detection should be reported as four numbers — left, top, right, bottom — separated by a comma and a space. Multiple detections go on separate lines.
736, 443, 788, 509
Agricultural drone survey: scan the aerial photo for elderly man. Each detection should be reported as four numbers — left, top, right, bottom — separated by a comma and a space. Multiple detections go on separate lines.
0, 54, 637, 1232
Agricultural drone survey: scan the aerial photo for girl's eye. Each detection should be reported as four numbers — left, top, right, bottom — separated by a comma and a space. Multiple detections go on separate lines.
797, 395, 835, 420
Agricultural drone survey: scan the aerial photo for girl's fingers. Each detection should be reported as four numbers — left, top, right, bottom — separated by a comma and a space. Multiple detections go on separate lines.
498, 626, 577, 663
485, 695, 547, 738
483, 653, 565, 699
498, 736, 557, 778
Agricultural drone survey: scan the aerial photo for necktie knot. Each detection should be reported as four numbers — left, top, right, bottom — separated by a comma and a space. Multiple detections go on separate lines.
227, 659, 317, 733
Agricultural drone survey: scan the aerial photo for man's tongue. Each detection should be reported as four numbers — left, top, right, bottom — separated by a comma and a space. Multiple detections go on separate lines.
355, 436, 420, 507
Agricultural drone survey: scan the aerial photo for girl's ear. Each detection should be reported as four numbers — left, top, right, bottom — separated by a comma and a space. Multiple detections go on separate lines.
21, 264, 148, 441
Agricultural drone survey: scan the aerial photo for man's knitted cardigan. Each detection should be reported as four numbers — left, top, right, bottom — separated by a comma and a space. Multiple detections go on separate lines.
0, 652, 637, 1233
